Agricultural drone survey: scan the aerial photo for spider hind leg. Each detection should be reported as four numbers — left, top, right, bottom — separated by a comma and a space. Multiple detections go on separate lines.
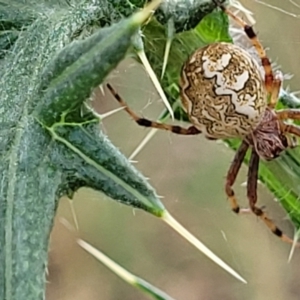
106, 83, 201, 135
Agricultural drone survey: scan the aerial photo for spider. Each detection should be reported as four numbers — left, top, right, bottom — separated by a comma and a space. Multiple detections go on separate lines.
106, 0, 300, 245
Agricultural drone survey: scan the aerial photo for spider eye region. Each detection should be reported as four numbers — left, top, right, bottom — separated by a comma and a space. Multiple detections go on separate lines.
180, 42, 267, 139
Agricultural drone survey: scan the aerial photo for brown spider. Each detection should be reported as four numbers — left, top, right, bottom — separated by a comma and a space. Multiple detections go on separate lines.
107, 0, 300, 244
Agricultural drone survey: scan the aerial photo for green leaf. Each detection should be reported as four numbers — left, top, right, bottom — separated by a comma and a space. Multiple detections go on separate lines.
44, 120, 165, 215
0, 1, 164, 299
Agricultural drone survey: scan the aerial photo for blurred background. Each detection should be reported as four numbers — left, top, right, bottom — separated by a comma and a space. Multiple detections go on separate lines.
46, 1, 300, 299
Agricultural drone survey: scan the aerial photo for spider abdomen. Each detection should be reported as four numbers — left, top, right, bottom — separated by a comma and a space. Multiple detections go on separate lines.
180, 42, 267, 139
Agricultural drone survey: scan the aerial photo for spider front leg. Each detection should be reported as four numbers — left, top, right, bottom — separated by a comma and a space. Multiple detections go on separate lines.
225, 140, 249, 213
106, 84, 201, 135
275, 111, 300, 148
280, 123, 300, 147
213, 0, 274, 95
269, 71, 283, 109
276, 120, 300, 149
247, 150, 296, 244
277, 109, 300, 121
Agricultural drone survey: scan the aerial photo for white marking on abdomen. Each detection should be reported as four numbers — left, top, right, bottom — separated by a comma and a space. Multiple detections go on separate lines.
202, 53, 231, 72
202, 54, 257, 118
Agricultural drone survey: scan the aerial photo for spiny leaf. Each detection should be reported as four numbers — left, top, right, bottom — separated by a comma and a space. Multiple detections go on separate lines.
0, 2, 163, 299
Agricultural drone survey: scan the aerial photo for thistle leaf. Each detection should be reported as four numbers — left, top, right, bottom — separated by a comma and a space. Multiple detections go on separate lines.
0, 2, 163, 299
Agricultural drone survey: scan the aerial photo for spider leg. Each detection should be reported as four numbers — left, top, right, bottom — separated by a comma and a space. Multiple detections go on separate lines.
279, 121, 300, 137
268, 71, 283, 109
276, 109, 300, 121
106, 83, 201, 135
212, 0, 274, 95
225, 140, 249, 213
275, 115, 300, 148
247, 150, 296, 244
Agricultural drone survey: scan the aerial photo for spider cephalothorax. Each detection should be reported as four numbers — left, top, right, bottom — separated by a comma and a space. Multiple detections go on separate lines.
107, 1, 300, 244
248, 108, 295, 161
